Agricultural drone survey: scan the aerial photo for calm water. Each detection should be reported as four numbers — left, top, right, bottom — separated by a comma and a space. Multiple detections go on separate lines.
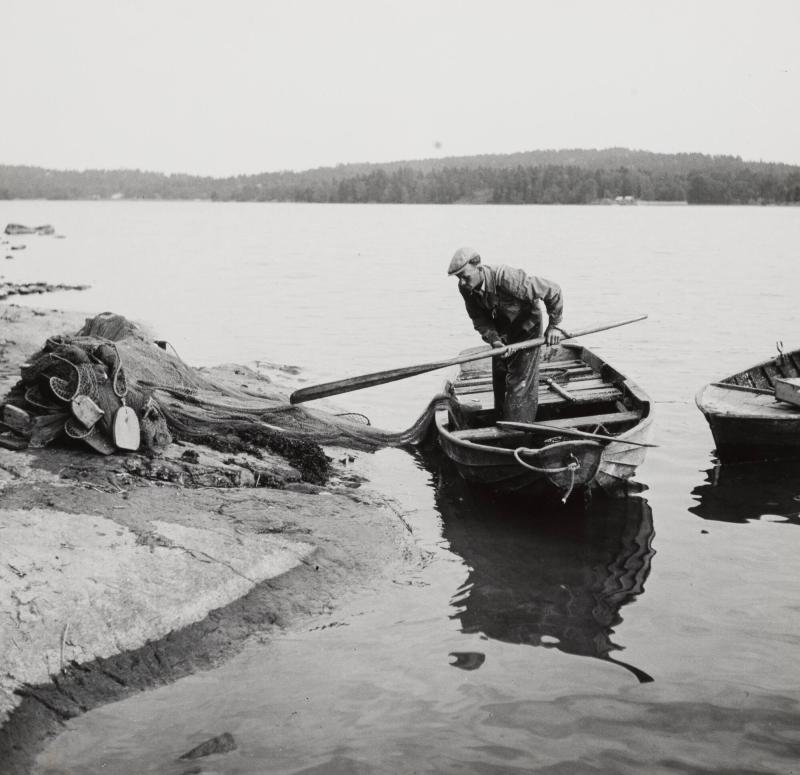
3, 201, 800, 773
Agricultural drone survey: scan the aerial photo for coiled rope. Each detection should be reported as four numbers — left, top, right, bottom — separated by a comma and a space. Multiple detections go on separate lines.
513, 448, 581, 504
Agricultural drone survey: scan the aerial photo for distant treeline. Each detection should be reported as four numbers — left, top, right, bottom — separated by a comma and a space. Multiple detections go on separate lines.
2, 148, 799, 205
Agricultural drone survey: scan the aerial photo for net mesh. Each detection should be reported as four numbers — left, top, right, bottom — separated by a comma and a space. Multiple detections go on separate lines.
2, 313, 440, 477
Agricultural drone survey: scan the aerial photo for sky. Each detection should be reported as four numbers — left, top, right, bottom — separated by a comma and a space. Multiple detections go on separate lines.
1, 0, 799, 176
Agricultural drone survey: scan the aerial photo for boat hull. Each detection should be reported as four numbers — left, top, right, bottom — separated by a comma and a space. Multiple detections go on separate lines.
696, 347, 800, 462
435, 343, 652, 500
436, 432, 602, 494
697, 405, 800, 461
437, 414, 653, 498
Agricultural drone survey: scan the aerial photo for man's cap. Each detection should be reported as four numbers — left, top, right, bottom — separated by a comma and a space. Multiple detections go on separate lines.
447, 246, 480, 275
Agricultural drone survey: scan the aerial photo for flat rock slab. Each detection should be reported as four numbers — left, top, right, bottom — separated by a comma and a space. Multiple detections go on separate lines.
0, 508, 313, 726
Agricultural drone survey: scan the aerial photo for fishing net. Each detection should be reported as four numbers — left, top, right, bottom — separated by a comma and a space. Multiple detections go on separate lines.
1, 313, 440, 477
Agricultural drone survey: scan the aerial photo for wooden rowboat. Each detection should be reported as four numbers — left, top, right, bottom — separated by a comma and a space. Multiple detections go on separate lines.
695, 345, 800, 462
434, 342, 653, 501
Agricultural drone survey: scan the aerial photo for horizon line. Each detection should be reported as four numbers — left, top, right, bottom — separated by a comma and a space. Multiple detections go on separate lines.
2, 146, 799, 180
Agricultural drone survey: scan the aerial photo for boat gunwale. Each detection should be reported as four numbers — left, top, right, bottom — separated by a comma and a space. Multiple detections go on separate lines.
695, 385, 800, 421
434, 415, 604, 456
696, 345, 800, 410
437, 342, 652, 456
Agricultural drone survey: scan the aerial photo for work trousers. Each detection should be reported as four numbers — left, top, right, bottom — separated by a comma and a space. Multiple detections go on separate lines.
492, 344, 543, 422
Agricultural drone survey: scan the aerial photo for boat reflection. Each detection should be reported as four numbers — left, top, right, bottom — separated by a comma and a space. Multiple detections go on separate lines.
690, 459, 800, 526
434, 473, 656, 683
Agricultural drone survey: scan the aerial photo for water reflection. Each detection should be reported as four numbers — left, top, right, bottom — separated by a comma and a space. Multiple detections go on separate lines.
690, 459, 800, 526
433, 473, 656, 683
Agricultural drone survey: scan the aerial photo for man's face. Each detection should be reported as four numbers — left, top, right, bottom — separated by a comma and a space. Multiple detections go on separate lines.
456, 263, 482, 292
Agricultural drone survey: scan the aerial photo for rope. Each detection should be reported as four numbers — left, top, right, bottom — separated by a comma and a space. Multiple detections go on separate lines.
47, 353, 81, 401
107, 342, 127, 400
65, 417, 94, 439
153, 339, 184, 360
25, 386, 56, 410
512, 449, 581, 504
333, 412, 372, 426
561, 455, 579, 504
513, 447, 578, 474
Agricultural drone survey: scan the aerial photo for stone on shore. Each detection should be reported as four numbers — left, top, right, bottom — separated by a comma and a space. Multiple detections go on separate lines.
179, 732, 237, 760
0, 282, 90, 302
4, 224, 55, 236
0, 504, 314, 727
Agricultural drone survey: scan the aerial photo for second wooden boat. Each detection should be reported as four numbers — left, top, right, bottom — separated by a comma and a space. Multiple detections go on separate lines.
695, 345, 800, 461
435, 343, 652, 502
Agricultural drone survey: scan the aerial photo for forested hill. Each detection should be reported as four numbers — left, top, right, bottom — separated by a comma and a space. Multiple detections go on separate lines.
2, 148, 799, 205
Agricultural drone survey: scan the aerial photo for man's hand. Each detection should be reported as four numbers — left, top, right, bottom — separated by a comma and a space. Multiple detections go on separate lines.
544, 325, 564, 346
491, 340, 511, 359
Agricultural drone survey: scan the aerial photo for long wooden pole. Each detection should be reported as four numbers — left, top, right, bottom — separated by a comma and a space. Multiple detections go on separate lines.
289, 315, 647, 405
497, 420, 658, 448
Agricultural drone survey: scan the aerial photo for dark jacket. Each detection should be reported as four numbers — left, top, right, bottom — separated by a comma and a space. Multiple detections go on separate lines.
459, 264, 563, 345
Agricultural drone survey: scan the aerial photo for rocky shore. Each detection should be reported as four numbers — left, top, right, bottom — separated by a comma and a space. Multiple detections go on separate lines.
0, 302, 422, 774
0, 282, 90, 301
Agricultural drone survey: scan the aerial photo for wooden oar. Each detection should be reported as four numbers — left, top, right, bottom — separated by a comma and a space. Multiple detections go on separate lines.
497, 420, 658, 447
289, 315, 647, 404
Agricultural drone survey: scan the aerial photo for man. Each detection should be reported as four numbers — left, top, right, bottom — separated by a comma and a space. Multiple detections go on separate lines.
448, 246, 565, 422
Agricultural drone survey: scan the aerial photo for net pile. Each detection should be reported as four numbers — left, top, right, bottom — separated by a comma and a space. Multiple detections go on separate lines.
0, 313, 440, 477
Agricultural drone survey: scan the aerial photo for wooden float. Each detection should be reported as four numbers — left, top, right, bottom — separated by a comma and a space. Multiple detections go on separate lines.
695, 344, 800, 461
435, 342, 653, 501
